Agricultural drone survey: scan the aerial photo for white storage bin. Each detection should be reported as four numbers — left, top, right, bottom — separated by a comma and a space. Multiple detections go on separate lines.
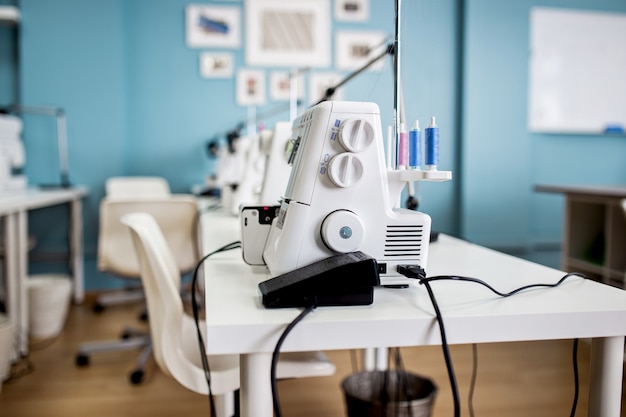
27, 274, 72, 340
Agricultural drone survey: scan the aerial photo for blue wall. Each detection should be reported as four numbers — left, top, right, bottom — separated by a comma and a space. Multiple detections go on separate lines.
2, 0, 624, 290
462, 0, 626, 249
8, 0, 460, 290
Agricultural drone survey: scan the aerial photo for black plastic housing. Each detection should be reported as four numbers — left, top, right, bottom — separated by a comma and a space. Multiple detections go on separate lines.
259, 251, 380, 308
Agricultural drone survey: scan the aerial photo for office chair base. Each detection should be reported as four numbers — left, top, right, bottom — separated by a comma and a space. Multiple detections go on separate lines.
92, 288, 145, 313
76, 334, 153, 385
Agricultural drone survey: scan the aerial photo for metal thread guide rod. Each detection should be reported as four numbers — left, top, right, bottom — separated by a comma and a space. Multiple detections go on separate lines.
393, 0, 402, 168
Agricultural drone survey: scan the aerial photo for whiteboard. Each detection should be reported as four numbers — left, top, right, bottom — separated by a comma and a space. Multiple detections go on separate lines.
528, 7, 626, 134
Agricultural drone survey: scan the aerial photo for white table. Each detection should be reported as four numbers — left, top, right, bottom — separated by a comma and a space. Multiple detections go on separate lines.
1, 187, 88, 357
201, 212, 626, 417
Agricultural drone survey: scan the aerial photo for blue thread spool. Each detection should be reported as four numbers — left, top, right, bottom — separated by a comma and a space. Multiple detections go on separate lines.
409, 120, 421, 169
424, 116, 439, 170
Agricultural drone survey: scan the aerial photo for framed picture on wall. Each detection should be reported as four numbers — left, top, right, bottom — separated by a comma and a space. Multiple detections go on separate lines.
200, 53, 234, 78
245, 0, 330, 67
186, 4, 241, 48
236, 69, 266, 106
309, 72, 343, 105
334, 0, 369, 22
270, 71, 305, 101
335, 31, 388, 71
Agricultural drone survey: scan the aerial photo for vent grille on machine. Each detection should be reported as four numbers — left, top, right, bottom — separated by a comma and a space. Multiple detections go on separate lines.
384, 225, 423, 257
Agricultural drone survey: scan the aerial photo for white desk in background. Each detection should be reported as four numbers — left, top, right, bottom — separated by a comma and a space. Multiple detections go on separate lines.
200, 211, 626, 417
1, 186, 88, 357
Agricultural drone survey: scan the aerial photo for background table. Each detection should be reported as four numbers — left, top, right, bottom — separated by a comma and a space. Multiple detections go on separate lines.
1, 187, 87, 357
535, 184, 626, 288
201, 211, 626, 417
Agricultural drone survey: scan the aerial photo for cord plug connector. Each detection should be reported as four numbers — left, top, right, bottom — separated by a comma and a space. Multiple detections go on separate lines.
397, 264, 427, 280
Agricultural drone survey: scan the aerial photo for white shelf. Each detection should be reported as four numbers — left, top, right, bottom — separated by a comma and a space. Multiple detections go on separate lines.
387, 169, 452, 182
0, 6, 20, 24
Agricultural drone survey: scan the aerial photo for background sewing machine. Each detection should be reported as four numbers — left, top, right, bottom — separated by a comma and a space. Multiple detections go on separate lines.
217, 121, 294, 215
0, 113, 27, 194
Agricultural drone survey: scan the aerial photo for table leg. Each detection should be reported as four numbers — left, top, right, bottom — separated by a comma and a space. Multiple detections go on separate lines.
240, 352, 273, 417
589, 336, 624, 417
363, 347, 389, 371
16, 210, 28, 356
3, 214, 18, 362
70, 198, 84, 304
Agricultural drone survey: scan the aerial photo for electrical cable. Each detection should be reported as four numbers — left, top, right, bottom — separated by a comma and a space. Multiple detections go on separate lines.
570, 338, 579, 417
350, 349, 359, 373
270, 304, 316, 417
419, 272, 587, 298
396, 266, 587, 417
392, 347, 414, 417
190, 240, 242, 417
468, 344, 477, 417
419, 277, 461, 417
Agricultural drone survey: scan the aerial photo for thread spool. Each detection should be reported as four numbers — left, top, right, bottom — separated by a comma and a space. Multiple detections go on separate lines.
398, 123, 408, 168
409, 120, 421, 169
425, 116, 439, 170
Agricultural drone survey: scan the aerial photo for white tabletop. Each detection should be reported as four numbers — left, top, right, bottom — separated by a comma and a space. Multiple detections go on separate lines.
0, 186, 88, 214
201, 210, 626, 417
202, 217, 626, 355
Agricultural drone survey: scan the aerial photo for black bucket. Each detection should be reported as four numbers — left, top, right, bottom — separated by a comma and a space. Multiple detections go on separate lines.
342, 370, 437, 417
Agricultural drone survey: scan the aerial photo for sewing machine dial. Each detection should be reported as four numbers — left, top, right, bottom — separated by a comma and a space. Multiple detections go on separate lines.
327, 153, 364, 187
321, 210, 365, 253
338, 118, 374, 152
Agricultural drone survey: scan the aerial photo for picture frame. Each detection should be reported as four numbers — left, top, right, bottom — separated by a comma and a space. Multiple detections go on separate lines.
270, 71, 305, 101
335, 31, 389, 71
236, 69, 266, 106
309, 72, 343, 105
199, 52, 234, 78
334, 0, 369, 22
245, 0, 330, 67
186, 4, 241, 48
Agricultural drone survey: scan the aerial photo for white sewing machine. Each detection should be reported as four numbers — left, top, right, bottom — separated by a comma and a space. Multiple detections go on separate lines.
259, 121, 293, 204
0, 114, 27, 194
261, 101, 451, 286
225, 122, 294, 215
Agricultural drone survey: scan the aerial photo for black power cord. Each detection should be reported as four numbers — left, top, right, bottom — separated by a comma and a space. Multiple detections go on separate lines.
190, 240, 242, 417
397, 265, 586, 417
270, 305, 317, 417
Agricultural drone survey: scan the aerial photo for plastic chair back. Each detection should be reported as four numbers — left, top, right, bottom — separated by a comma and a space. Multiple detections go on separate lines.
106, 176, 170, 198
121, 212, 240, 395
97, 196, 199, 277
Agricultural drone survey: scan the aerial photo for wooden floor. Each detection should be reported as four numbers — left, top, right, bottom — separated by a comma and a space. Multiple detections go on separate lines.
0, 297, 624, 417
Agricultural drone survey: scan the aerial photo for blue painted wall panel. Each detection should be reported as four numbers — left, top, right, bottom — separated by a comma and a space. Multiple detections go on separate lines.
462, 0, 626, 248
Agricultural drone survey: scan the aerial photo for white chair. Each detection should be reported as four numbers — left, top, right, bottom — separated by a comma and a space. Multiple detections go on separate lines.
76, 194, 200, 384
105, 176, 171, 198
122, 212, 336, 417
94, 176, 172, 311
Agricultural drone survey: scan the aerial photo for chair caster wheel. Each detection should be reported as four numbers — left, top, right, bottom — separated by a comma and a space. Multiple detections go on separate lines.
76, 354, 90, 367
139, 311, 148, 322
120, 330, 132, 339
93, 303, 105, 313
130, 369, 144, 385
